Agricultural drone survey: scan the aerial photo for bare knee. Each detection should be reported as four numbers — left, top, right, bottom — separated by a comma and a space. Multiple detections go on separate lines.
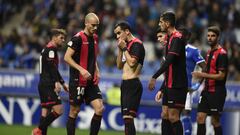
94, 105, 104, 115
53, 104, 64, 115
161, 111, 168, 119
69, 105, 80, 118
197, 113, 207, 124
211, 115, 221, 127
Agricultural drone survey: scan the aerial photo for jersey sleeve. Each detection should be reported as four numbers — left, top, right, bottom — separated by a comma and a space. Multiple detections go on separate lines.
67, 36, 82, 51
193, 49, 205, 64
45, 49, 64, 84
168, 37, 183, 56
129, 43, 144, 60
217, 53, 228, 71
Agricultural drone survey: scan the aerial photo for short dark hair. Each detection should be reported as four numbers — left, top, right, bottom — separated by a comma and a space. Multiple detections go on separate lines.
178, 27, 191, 41
114, 21, 132, 33
208, 26, 220, 36
50, 29, 66, 39
160, 11, 176, 27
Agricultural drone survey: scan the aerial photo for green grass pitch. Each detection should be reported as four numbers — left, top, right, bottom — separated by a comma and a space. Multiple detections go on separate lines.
0, 124, 158, 135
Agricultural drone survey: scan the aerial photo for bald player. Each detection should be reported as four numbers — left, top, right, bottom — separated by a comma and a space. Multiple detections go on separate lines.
64, 13, 104, 135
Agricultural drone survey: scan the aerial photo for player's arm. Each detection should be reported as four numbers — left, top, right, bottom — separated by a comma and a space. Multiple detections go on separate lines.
152, 38, 182, 79
45, 49, 63, 92
116, 48, 124, 69
64, 37, 92, 80
193, 53, 228, 80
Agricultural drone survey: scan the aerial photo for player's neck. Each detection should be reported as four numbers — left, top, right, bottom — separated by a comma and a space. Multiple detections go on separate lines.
167, 27, 176, 36
83, 29, 93, 36
127, 34, 135, 42
211, 44, 219, 50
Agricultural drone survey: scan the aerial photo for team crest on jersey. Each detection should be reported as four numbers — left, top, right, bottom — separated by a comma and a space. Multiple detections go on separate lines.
49, 50, 55, 58
67, 41, 73, 46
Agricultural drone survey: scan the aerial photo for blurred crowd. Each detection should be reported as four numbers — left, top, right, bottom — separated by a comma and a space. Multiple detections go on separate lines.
0, 0, 240, 81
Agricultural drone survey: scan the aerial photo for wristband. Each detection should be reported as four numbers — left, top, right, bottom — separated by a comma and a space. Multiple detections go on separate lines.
122, 47, 127, 52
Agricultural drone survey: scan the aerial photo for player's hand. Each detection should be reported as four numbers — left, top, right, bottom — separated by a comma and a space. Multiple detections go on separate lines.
155, 91, 163, 102
93, 71, 100, 85
54, 82, 61, 93
62, 83, 69, 92
148, 78, 156, 91
81, 69, 92, 80
117, 39, 127, 50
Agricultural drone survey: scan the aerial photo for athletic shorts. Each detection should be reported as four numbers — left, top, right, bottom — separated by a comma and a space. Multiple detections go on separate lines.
38, 84, 61, 108
162, 88, 187, 109
120, 78, 143, 117
69, 83, 102, 105
197, 89, 226, 115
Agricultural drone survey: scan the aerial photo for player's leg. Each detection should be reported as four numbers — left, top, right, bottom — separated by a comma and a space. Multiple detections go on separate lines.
196, 91, 208, 135
66, 85, 82, 135
90, 98, 104, 135
67, 105, 80, 135
181, 110, 192, 135
38, 104, 63, 135
210, 90, 226, 135
161, 89, 172, 135
168, 108, 183, 135
167, 88, 187, 135
161, 105, 172, 135
85, 85, 104, 135
211, 115, 222, 135
121, 78, 142, 135
182, 92, 193, 135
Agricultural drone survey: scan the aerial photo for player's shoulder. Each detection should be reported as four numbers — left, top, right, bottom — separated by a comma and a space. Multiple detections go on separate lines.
218, 47, 227, 55
172, 31, 182, 38
186, 44, 198, 50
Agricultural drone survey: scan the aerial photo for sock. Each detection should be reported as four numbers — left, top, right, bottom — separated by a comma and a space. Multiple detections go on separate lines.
197, 123, 206, 135
66, 117, 76, 135
39, 111, 60, 131
124, 118, 136, 135
162, 119, 173, 135
90, 114, 102, 135
214, 126, 222, 135
181, 116, 192, 135
172, 120, 183, 135
39, 116, 47, 135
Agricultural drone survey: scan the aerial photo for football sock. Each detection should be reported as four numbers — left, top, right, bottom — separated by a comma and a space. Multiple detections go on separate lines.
90, 114, 102, 135
214, 126, 223, 135
66, 116, 76, 135
39, 116, 47, 135
172, 120, 183, 135
39, 111, 60, 131
197, 123, 206, 135
124, 118, 136, 135
181, 116, 192, 135
162, 119, 173, 135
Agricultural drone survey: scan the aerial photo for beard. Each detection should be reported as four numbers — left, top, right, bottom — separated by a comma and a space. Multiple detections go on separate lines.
208, 40, 217, 47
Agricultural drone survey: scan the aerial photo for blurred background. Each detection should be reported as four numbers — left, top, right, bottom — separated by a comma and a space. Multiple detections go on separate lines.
0, 0, 240, 135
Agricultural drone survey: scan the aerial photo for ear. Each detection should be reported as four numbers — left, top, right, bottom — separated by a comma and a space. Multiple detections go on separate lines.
126, 29, 130, 35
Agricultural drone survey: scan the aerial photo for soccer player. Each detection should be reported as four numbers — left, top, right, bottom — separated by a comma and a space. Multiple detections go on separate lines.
64, 13, 104, 135
32, 29, 69, 135
192, 26, 228, 135
148, 12, 187, 135
114, 21, 145, 135
178, 28, 206, 135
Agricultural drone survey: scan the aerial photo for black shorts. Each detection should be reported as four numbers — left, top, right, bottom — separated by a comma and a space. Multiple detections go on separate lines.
38, 84, 61, 108
69, 83, 102, 105
120, 78, 143, 117
197, 90, 226, 115
162, 88, 187, 109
